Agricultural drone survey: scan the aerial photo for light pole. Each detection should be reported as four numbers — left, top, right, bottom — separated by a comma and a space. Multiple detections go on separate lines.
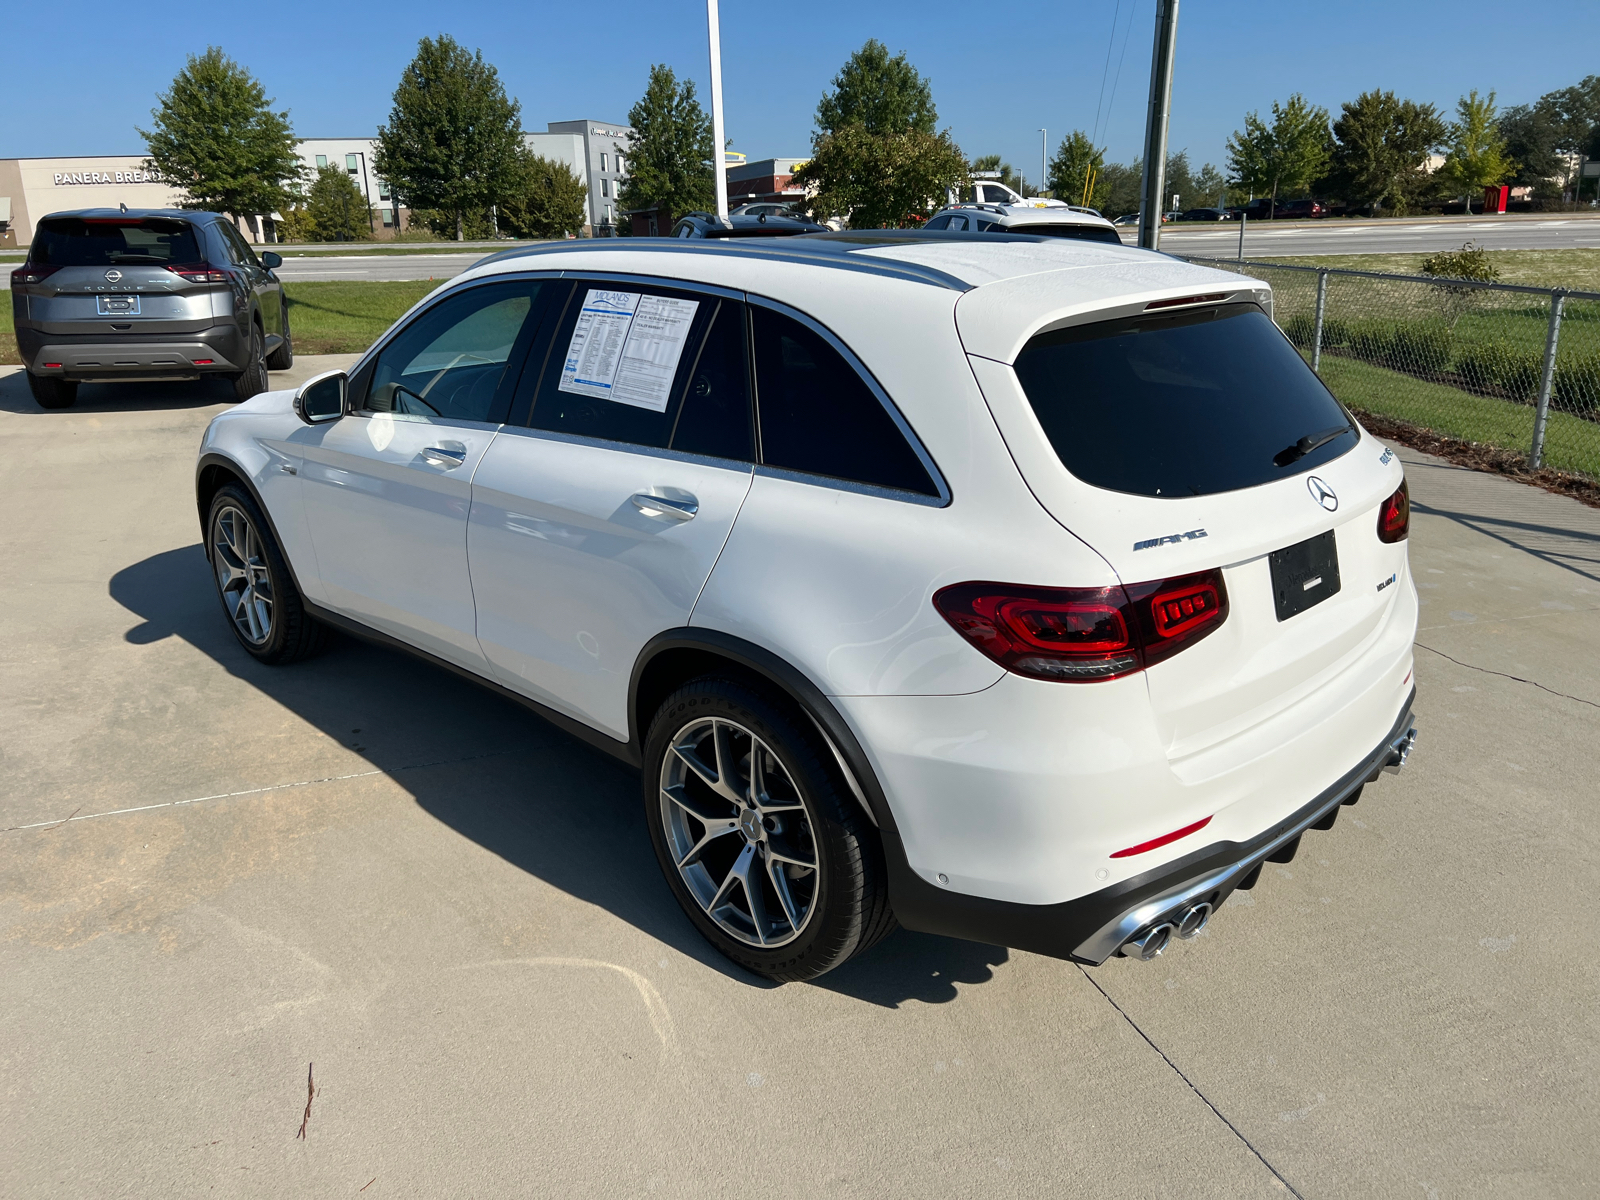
707, 0, 729, 224
1039, 129, 1047, 198
353, 151, 376, 238
1137, 0, 1180, 250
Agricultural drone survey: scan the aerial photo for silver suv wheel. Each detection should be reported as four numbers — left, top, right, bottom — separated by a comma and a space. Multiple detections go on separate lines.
658, 715, 819, 947
211, 504, 274, 645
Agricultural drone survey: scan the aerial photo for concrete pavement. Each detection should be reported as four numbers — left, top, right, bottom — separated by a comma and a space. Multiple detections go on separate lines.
2, 357, 1598, 1196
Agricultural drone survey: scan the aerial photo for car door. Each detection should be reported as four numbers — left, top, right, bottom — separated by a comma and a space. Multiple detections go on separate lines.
297, 277, 549, 670
468, 280, 755, 739
215, 221, 281, 344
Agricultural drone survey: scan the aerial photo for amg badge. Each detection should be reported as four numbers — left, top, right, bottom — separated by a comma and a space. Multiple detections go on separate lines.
1133, 528, 1208, 552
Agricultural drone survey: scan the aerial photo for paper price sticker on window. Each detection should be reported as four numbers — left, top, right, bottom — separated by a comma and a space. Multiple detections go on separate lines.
558, 289, 700, 412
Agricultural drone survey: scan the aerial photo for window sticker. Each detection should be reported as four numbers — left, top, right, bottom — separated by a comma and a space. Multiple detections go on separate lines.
558, 289, 700, 412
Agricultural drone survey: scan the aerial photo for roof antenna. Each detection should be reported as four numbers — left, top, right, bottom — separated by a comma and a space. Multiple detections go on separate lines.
120, 202, 127, 213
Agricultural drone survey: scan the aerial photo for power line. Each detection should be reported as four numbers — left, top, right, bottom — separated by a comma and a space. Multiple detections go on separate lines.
1092, 1, 1123, 147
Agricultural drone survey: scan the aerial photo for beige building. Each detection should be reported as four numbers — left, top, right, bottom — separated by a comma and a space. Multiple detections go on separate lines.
0, 156, 186, 247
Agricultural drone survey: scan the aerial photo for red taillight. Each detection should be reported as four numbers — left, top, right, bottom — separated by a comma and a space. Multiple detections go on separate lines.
192, 359, 214, 365
11, 263, 58, 286
165, 262, 232, 284
1377, 479, 1410, 543
933, 568, 1229, 683
1111, 815, 1213, 858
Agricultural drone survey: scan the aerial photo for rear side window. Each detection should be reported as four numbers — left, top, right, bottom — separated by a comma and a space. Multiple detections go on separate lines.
526, 286, 753, 461
30, 218, 200, 266
751, 306, 938, 497
1012, 303, 1357, 498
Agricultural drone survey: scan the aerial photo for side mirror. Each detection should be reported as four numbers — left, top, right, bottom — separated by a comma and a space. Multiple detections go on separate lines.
260, 250, 282, 270
294, 370, 346, 424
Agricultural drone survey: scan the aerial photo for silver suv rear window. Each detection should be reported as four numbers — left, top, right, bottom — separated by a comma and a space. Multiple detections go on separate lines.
29, 217, 201, 267
1012, 303, 1357, 498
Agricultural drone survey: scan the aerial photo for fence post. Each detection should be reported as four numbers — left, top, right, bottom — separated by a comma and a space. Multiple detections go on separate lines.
1530, 291, 1566, 469
1311, 270, 1329, 374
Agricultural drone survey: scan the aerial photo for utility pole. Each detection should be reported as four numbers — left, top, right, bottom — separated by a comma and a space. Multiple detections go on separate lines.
1039, 129, 1047, 198
1137, 0, 1180, 250
707, 0, 729, 224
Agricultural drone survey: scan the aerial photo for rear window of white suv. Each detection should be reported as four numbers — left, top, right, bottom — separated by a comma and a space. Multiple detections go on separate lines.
1012, 303, 1357, 498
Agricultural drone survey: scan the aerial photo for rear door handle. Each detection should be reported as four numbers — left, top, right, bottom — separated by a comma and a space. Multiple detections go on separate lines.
631, 492, 699, 521
422, 443, 468, 468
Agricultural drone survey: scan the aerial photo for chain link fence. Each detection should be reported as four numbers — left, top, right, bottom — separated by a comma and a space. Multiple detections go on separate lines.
1181, 256, 1600, 481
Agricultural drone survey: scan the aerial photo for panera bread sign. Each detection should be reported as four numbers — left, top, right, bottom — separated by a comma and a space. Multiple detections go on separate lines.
54, 168, 163, 185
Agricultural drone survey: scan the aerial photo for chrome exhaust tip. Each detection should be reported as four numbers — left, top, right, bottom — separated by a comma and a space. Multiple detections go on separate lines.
1175, 902, 1212, 940
1382, 725, 1417, 774
1119, 923, 1174, 961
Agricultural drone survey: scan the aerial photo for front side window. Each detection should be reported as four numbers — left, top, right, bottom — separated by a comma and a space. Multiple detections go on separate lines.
363, 280, 543, 423
524, 286, 752, 461
1011, 303, 1357, 498
751, 306, 938, 497
923, 215, 951, 230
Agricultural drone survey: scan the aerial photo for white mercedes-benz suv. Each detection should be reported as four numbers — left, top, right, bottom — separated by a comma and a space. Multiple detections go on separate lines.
195, 231, 1418, 981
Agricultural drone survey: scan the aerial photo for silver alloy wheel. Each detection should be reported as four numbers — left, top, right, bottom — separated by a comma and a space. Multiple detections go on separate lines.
212, 505, 274, 644
659, 716, 820, 948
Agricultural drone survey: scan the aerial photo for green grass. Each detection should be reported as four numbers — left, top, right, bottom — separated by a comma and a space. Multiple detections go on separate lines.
0, 280, 440, 364
1320, 354, 1600, 477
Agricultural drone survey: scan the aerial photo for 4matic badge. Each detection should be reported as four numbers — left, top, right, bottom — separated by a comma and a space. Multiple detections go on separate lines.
1133, 528, 1208, 552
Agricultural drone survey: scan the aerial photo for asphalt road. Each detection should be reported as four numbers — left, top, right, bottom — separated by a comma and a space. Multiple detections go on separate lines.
3, 357, 1599, 1196
1147, 215, 1600, 258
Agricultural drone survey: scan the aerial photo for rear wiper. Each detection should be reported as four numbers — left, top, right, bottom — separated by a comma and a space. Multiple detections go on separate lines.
107, 254, 167, 263
1274, 423, 1351, 467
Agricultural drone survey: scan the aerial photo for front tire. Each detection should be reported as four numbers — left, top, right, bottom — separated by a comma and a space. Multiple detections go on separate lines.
28, 372, 77, 409
229, 325, 269, 402
643, 677, 894, 981
206, 483, 328, 664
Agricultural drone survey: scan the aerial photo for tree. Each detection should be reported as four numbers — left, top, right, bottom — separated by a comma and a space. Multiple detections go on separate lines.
1322, 90, 1447, 214
1499, 102, 1565, 193
373, 35, 524, 242
1438, 91, 1514, 213
794, 125, 968, 228
139, 47, 302, 241
1048, 131, 1107, 210
815, 40, 936, 140
498, 150, 588, 239
1098, 160, 1143, 218
616, 64, 714, 226
1225, 94, 1330, 210
305, 164, 371, 241
970, 154, 1029, 196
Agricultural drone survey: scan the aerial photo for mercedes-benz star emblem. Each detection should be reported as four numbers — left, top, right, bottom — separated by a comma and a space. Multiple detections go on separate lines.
104, 269, 123, 283
1307, 476, 1338, 512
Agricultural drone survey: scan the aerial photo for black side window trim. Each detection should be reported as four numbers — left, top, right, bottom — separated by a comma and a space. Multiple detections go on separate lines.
745, 295, 951, 508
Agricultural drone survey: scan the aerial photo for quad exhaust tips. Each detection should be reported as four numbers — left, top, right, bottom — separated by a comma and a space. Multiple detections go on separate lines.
1119, 901, 1213, 960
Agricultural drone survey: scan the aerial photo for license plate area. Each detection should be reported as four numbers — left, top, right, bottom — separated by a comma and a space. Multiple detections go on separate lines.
97, 294, 141, 316
1270, 529, 1341, 620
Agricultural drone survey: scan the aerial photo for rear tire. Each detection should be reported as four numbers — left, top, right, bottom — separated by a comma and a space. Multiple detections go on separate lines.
264, 305, 294, 371
28, 372, 77, 410
206, 483, 329, 664
643, 676, 894, 982
229, 325, 269, 402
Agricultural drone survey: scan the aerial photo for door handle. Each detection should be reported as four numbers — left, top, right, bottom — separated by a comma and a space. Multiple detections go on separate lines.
631, 491, 699, 521
422, 444, 468, 468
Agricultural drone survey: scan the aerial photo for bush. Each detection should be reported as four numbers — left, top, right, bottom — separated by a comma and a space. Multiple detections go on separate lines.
1457, 340, 1544, 401
1387, 324, 1453, 375
1555, 352, 1600, 414
1346, 321, 1395, 364
1419, 241, 1500, 283
1320, 317, 1350, 349
1282, 312, 1316, 350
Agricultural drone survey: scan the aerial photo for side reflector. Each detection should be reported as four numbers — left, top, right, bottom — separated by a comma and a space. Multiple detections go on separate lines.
192, 359, 214, 365
1111, 815, 1213, 859
43, 362, 62, 368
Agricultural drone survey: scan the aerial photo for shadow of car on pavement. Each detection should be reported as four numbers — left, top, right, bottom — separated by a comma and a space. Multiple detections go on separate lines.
109, 543, 1010, 1006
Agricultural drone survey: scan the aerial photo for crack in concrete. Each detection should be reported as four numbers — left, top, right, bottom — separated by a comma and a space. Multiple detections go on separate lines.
1077, 966, 1304, 1198
1416, 643, 1600, 710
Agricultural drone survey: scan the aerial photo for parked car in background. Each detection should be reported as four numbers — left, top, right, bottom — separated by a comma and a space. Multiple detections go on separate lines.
1111, 213, 1141, 227
730, 202, 798, 218
1174, 207, 1233, 222
12, 208, 289, 410
1274, 199, 1327, 220
669, 212, 829, 238
922, 203, 1121, 244
194, 232, 1417, 981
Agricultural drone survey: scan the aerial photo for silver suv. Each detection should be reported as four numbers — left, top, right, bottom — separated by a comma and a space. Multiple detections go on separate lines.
11, 208, 291, 409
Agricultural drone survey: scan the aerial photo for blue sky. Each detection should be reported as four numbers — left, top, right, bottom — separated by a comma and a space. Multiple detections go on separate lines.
6, 2, 1595, 182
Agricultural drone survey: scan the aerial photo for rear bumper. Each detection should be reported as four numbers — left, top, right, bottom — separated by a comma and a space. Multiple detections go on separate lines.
18, 326, 244, 380
880, 693, 1416, 965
